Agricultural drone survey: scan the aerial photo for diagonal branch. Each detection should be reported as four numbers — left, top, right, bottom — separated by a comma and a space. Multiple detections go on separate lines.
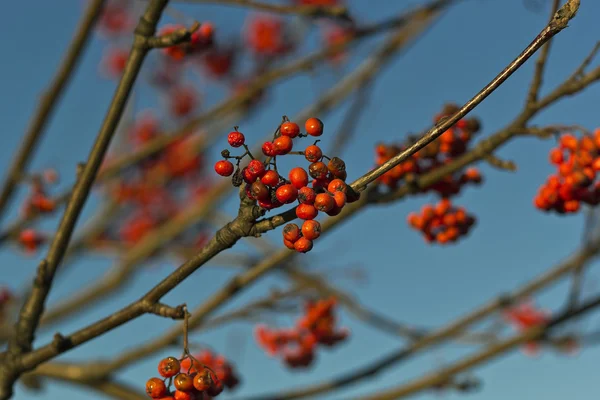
0, 0, 106, 224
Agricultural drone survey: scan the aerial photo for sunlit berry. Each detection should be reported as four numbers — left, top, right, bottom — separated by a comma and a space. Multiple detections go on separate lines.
214, 160, 234, 176
296, 204, 318, 220
158, 357, 181, 378
228, 130, 245, 147
289, 167, 309, 189
305, 117, 324, 136
294, 237, 313, 253
261, 170, 279, 186
276, 184, 298, 204
301, 220, 321, 240
274, 136, 293, 155
280, 121, 300, 138
305, 145, 323, 162
146, 377, 168, 398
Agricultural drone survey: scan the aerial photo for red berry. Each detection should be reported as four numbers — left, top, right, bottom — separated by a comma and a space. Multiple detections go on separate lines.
296, 204, 318, 220
276, 184, 298, 204
248, 159, 266, 178
214, 160, 234, 176
280, 121, 300, 138
301, 220, 321, 240
243, 167, 256, 183
309, 162, 329, 180
283, 238, 296, 249
314, 193, 334, 212
193, 369, 212, 391
274, 136, 293, 155
305, 117, 324, 136
328, 179, 347, 193
173, 390, 196, 400
174, 373, 194, 392
283, 223, 301, 242
158, 357, 181, 378
289, 167, 309, 189
228, 130, 245, 147
298, 186, 316, 204
262, 141, 276, 157
261, 170, 279, 186
305, 145, 322, 162
294, 237, 313, 253
146, 377, 168, 398
333, 191, 347, 208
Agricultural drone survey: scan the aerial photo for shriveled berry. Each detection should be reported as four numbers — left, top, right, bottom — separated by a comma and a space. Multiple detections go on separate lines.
301, 220, 321, 240
305, 145, 322, 162
305, 117, 324, 136
294, 237, 313, 253
314, 193, 334, 212
276, 184, 298, 204
298, 186, 316, 204
289, 167, 309, 189
261, 170, 279, 186
309, 162, 329, 180
327, 157, 346, 176
262, 141, 276, 157
146, 377, 168, 398
283, 223, 301, 242
251, 181, 270, 201
158, 357, 181, 378
248, 159, 266, 178
296, 203, 318, 220
228, 130, 245, 147
174, 373, 194, 392
193, 369, 212, 391
214, 160, 234, 176
280, 121, 300, 138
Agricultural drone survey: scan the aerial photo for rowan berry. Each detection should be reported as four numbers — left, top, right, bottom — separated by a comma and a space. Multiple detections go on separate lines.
280, 121, 300, 138
327, 179, 347, 193
258, 198, 282, 210
228, 130, 245, 147
146, 377, 168, 398
242, 167, 256, 183
314, 193, 334, 212
283, 238, 296, 249
283, 223, 301, 242
305, 117, 324, 136
298, 186, 316, 204
294, 237, 313, 253
193, 369, 212, 391
296, 204, 318, 220
158, 357, 181, 378
301, 220, 321, 240
173, 390, 195, 400
262, 141, 276, 157
326, 204, 343, 216
247, 159, 266, 178
333, 191, 346, 208
309, 162, 328, 180
274, 136, 293, 155
327, 157, 346, 177
250, 181, 270, 201
305, 145, 322, 162
276, 184, 298, 204
214, 160, 234, 176
261, 170, 279, 186
289, 167, 309, 189
173, 373, 194, 392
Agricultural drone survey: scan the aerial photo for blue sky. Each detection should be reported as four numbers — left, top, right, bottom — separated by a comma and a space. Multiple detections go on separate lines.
1, 0, 600, 399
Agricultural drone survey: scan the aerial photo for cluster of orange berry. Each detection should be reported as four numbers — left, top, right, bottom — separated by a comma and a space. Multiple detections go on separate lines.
534, 131, 600, 214
213, 117, 359, 253
407, 199, 476, 244
146, 352, 236, 400
375, 104, 483, 196
255, 297, 348, 368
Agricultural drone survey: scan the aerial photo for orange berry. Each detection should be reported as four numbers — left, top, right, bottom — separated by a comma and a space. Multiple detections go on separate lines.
158, 357, 181, 378
301, 220, 321, 240
274, 136, 293, 155
327, 179, 347, 193
305, 117, 324, 136
314, 193, 334, 212
173, 373, 194, 392
296, 204, 318, 220
294, 237, 313, 253
298, 186, 316, 204
280, 121, 300, 138
276, 184, 298, 204
283, 223, 301, 242
146, 377, 168, 398
332, 191, 346, 208
193, 369, 213, 391
305, 145, 323, 162
289, 167, 309, 189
